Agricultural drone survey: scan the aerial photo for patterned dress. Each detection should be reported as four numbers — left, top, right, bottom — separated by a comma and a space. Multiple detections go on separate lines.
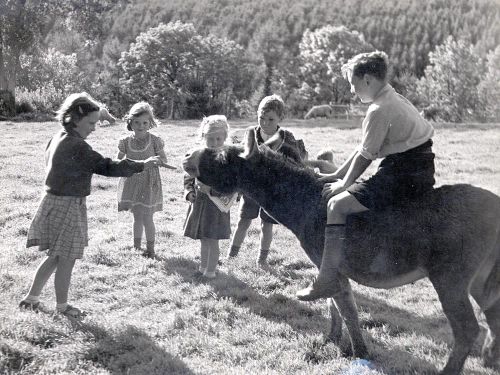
183, 175, 231, 240
117, 133, 164, 213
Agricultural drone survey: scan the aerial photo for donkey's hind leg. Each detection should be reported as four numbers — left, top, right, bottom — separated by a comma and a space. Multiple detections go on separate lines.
482, 299, 500, 370
429, 273, 480, 375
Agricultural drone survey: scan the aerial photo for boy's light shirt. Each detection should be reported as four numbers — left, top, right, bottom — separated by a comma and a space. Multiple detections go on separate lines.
358, 84, 434, 160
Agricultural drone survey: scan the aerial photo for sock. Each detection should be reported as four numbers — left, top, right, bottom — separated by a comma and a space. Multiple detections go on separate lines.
134, 238, 142, 249
198, 266, 207, 273
257, 248, 270, 263
22, 295, 40, 303
228, 245, 240, 257
56, 302, 68, 312
203, 270, 216, 278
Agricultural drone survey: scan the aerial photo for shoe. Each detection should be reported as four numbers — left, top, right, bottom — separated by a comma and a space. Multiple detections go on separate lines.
58, 304, 83, 318
227, 246, 240, 258
296, 277, 337, 301
142, 250, 155, 259
192, 270, 204, 278
202, 271, 216, 279
19, 300, 40, 311
256, 249, 269, 267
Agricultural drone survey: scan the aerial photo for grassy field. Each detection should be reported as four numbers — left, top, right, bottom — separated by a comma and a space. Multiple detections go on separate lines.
0, 118, 499, 374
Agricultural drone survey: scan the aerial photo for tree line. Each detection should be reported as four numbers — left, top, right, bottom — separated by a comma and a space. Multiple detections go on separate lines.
0, 0, 499, 121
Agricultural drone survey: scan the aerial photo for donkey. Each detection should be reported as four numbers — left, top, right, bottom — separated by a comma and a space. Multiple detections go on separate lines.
182, 130, 500, 375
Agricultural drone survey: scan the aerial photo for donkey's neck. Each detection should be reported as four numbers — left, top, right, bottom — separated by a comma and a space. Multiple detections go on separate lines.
239, 155, 323, 236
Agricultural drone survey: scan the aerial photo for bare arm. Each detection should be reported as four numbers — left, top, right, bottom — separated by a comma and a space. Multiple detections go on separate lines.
322, 152, 372, 200
342, 152, 372, 188
157, 149, 168, 164
319, 148, 358, 182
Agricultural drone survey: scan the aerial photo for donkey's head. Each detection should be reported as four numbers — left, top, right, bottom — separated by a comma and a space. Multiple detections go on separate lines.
182, 127, 305, 194
182, 145, 244, 194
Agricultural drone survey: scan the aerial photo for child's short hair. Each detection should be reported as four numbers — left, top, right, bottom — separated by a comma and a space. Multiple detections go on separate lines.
124, 102, 159, 131
56, 92, 101, 129
199, 115, 230, 138
258, 94, 286, 119
341, 51, 389, 81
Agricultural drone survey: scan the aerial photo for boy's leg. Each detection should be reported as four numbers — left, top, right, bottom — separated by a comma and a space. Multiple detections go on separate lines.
204, 239, 220, 278
21, 255, 58, 304
143, 212, 155, 258
297, 191, 368, 301
257, 221, 273, 266
132, 207, 144, 249
54, 256, 76, 306
227, 218, 252, 258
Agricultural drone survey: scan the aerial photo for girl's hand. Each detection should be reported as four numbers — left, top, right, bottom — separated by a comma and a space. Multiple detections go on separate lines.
322, 180, 347, 201
195, 181, 211, 194
144, 156, 161, 169
186, 191, 196, 203
318, 172, 340, 183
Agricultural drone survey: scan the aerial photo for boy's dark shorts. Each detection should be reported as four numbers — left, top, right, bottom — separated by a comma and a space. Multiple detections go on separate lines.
347, 139, 436, 211
238, 195, 278, 224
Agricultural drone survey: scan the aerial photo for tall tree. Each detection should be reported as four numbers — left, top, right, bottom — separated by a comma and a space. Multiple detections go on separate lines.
0, 0, 119, 115
298, 25, 373, 105
417, 36, 485, 122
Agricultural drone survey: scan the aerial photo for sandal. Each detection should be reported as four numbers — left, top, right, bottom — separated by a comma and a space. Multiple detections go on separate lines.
58, 304, 83, 318
19, 300, 40, 311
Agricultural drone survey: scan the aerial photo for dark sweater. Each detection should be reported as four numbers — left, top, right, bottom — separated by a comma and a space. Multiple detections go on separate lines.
44, 128, 144, 197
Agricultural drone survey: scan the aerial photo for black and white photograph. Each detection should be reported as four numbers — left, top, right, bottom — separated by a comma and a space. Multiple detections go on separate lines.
1, 0, 499, 374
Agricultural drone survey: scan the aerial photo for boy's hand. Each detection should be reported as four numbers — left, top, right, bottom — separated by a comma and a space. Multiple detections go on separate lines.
322, 180, 347, 200
144, 156, 161, 169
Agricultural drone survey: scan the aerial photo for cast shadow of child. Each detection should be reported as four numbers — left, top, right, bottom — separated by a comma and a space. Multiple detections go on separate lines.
66, 320, 194, 374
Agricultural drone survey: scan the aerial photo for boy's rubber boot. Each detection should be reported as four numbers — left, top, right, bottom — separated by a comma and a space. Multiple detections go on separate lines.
227, 245, 240, 258
296, 225, 345, 301
143, 241, 155, 258
256, 249, 270, 267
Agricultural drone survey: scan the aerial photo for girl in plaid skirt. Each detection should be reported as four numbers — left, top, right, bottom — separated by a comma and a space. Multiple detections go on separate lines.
19, 93, 160, 318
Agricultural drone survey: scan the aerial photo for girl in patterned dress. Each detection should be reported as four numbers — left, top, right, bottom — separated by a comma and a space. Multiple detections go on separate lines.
117, 102, 169, 258
183, 115, 232, 279
19, 93, 159, 317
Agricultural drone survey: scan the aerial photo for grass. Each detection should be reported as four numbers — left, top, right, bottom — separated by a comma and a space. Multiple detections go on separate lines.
0, 118, 499, 374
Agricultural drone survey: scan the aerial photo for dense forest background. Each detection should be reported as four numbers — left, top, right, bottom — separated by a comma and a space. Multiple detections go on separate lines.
1, 0, 499, 121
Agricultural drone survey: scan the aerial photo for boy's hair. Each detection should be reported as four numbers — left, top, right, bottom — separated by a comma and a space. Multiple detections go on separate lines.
124, 102, 159, 131
341, 51, 389, 81
56, 92, 101, 129
199, 115, 230, 138
258, 94, 286, 119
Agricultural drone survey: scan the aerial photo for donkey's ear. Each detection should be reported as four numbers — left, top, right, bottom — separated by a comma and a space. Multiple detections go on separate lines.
241, 128, 259, 159
263, 129, 284, 151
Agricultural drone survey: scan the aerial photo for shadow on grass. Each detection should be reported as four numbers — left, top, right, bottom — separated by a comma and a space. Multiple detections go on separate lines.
161, 256, 330, 336
68, 320, 194, 375
160, 256, 491, 374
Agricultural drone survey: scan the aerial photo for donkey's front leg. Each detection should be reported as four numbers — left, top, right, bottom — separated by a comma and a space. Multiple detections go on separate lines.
326, 297, 343, 343
331, 274, 368, 358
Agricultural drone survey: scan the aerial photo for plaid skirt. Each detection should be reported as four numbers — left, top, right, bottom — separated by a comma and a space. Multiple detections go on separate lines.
26, 193, 88, 259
